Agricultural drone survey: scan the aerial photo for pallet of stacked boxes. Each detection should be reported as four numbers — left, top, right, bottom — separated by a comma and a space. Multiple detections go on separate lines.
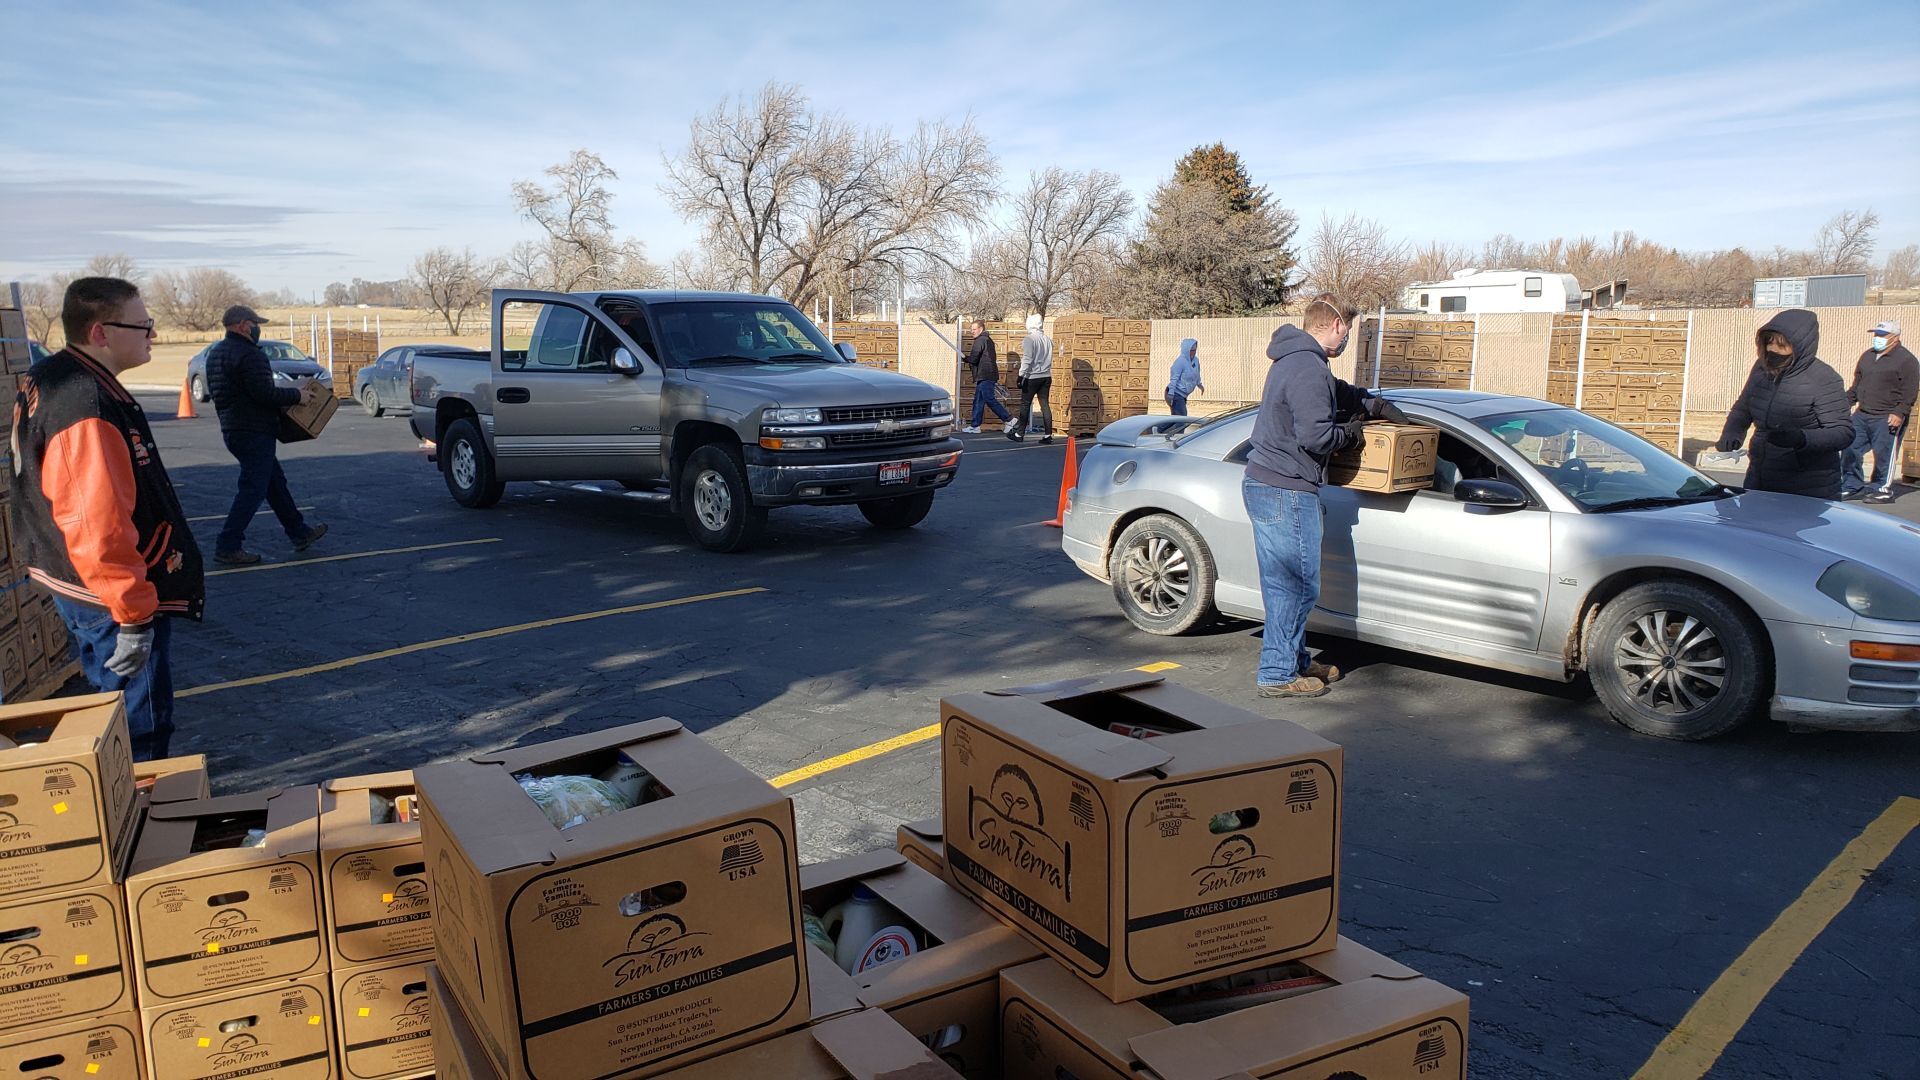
327, 329, 381, 399
826, 322, 900, 370
1363, 317, 1475, 390
0, 694, 143, 1078
1047, 315, 1152, 435
1546, 316, 1688, 457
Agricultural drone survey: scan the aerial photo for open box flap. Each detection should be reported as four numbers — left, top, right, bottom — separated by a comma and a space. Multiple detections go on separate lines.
810, 1009, 963, 1079
948, 693, 1174, 780
800, 848, 904, 893
0, 690, 122, 743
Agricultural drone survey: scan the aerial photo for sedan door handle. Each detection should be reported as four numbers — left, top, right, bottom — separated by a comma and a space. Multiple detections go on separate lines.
496, 387, 531, 404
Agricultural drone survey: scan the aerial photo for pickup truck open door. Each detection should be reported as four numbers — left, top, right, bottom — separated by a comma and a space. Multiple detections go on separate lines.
490, 289, 665, 482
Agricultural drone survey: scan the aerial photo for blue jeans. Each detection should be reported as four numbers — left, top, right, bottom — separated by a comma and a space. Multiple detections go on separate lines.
1242, 478, 1323, 686
217, 430, 309, 554
51, 596, 174, 760
970, 380, 1011, 426
1842, 412, 1904, 493
1166, 391, 1189, 416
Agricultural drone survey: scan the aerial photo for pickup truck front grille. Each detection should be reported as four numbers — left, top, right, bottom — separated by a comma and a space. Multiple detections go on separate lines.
823, 401, 933, 424
829, 429, 937, 449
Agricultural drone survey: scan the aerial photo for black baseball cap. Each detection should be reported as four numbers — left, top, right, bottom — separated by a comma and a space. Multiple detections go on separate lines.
221, 304, 268, 326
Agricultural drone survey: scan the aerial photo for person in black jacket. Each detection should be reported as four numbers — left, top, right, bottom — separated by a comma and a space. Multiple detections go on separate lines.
960, 320, 1011, 433
207, 305, 327, 565
1715, 308, 1851, 499
1841, 319, 1916, 503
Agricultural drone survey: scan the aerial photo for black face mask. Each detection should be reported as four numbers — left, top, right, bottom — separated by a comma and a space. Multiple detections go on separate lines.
248, 324, 262, 344
1762, 350, 1791, 375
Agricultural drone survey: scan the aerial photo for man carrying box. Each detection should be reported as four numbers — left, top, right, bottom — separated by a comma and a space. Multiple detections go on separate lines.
206, 303, 327, 565
8, 277, 203, 758
1242, 294, 1407, 699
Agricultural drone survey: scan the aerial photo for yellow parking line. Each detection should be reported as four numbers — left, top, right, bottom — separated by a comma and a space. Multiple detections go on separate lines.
207, 538, 499, 576
187, 506, 315, 523
177, 587, 767, 698
1632, 795, 1920, 1079
1136, 661, 1182, 673
770, 662, 1181, 789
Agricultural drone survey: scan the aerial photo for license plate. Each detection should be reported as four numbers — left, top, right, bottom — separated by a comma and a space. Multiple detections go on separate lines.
879, 461, 912, 485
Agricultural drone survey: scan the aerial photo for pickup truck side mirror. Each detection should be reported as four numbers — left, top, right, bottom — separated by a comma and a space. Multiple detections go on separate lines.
835, 342, 858, 362
611, 347, 641, 375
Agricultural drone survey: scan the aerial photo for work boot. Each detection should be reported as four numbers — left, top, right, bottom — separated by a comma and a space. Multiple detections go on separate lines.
214, 549, 262, 566
293, 523, 329, 551
1303, 661, 1342, 685
1006, 428, 1023, 442
1257, 676, 1329, 699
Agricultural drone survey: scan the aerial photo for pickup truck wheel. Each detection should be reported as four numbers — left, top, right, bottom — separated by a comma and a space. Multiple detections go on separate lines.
443, 418, 505, 509
682, 444, 765, 552
858, 491, 935, 530
360, 387, 383, 417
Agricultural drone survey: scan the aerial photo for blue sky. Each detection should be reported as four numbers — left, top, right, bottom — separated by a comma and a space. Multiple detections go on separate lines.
3, 0, 1916, 295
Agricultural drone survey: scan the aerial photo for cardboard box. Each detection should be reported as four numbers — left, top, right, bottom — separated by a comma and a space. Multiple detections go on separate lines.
0, 692, 136, 901
141, 973, 334, 1080
1327, 422, 1438, 494
0, 886, 134, 1035
320, 771, 432, 967
895, 817, 946, 878
277, 391, 339, 444
39, 605, 69, 665
999, 938, 1469, 1080
0, 1010, 144, 1079
135, 754, 211, 801
801, 851, 1043, 1078
428, 964, 503, 1080
657, 1008, 963, 1079
22, 621, 47, 693
0, 628, 28, 701
942, 672, 1341, 1002
416, 717, 811, 1080
125, 786, 326, 1003
334, 958, 433, 1080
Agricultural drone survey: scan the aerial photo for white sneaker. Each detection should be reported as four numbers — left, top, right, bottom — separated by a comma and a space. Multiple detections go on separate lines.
960, 426, 981, 434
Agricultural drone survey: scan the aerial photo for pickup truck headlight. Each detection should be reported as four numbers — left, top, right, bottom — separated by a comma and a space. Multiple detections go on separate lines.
931, 396, 953, 417
1817, 561, 1920, 622
764, 407, 823, 425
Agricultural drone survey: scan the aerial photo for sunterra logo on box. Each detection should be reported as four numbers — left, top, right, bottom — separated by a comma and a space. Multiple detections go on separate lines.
607, 913, 712, 989
968, 764, 1071, 899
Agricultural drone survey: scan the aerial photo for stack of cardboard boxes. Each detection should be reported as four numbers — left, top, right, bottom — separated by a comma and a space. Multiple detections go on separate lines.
824, 322, 899, 370
1546, 316, 1688, 456
1048, 315, 1154, 434
321, 330, 381, 400
913, 671, 1471, 1078
1360, 317, 1476, 390
0, 291, 80, 704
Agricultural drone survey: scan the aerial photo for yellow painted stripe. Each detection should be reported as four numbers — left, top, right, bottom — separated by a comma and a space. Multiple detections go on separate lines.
772, 724, 942, 789
187, 506, 315, 523
177, 587, 767, 698
1632, 795, 1920, 1079
770, 662, 1181, 789
1135, 661, 1182, 673
207, 538, 499, 576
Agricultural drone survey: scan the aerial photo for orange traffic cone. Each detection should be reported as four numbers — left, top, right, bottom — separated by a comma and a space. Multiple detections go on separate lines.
1043, 435, 1079, 528
176, 378, 197, 419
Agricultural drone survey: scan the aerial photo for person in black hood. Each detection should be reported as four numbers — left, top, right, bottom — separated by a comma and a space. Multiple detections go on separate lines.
1715, 308, 1851, 499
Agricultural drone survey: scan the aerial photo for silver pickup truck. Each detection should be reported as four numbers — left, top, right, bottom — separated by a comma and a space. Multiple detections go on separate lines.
409, 288, 961, 551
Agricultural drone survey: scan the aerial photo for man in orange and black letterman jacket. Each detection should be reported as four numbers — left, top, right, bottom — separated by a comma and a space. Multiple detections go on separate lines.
9, 277, 203, 759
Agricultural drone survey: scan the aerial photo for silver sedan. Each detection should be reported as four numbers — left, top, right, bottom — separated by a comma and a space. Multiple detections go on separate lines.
1061, 390, 1920, 739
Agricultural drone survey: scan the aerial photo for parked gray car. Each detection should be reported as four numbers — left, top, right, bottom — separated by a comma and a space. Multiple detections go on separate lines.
186, 339, 331, 402
1062, 389, 1920, 739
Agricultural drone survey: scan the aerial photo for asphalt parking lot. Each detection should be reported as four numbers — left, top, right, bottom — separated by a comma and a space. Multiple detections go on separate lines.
113, 391, 1918, 1079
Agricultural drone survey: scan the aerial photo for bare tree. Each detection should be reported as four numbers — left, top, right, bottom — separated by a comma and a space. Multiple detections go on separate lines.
500, 241, 548, 289
664, 82, 999, 307
512, 149, 656, 291
1814, 209, 1878, 275
17, 278, 67, 346
1301, 213, 1410, 312
993, 168, 1133, 316
916, 244, 1020, 322
1478, 233, 1527, 268
148, 268, 255, 331
1406, 241, 1469, 284
1878, 243, 1919, 290
410, 247, 499, 334
82, 254, 139, 282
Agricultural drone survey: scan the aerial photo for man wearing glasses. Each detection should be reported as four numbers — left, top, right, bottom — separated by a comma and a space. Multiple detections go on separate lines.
205, 303, 327, 565
8, 277, 203, 759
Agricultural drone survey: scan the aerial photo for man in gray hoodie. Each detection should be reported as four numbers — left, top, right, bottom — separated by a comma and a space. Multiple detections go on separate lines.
1243, 294, 1406, 698
1008, 313, 1054, 443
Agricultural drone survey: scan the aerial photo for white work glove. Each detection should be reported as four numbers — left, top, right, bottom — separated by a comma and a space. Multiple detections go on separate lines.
105, 623, 155, 678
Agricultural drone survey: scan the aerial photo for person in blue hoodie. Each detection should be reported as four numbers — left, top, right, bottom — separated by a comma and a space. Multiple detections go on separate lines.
1243, 294, 1407, 699
1166, 338, 1204, 415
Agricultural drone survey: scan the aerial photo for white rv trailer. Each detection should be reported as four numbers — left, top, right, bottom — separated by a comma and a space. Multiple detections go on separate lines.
1401, 268, 1584, 314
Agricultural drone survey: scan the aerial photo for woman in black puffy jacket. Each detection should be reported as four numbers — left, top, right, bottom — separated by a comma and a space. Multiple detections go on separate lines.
1715, 309, 1851, 499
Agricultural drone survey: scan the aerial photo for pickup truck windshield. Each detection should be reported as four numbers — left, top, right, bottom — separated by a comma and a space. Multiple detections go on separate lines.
647, 300, 847, 368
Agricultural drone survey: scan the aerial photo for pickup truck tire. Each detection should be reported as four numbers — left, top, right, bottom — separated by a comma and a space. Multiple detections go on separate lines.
682, 444, 765, 552
443, 418, 505, 509
858, 491, 935, 530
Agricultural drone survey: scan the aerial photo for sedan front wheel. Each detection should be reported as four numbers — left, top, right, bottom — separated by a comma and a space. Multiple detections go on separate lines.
1590, 580, 1770, 740
1109, 514, 1218, 635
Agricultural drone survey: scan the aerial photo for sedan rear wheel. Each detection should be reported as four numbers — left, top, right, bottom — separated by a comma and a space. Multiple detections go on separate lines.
1590, 580, 1769, 740
1109, 514, 1218, 635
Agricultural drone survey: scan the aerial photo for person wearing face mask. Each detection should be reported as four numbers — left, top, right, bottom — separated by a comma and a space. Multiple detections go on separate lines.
206, 304, 328, 565
8, 277, 203, 758
1242, 294, 1408, 699
1714, 308, 1851, 499
1840, 320, 1915, 503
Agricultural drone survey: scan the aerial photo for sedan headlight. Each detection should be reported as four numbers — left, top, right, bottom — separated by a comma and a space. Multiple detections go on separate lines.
1817, 561, 1920, 622
764, 407, 823, 425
